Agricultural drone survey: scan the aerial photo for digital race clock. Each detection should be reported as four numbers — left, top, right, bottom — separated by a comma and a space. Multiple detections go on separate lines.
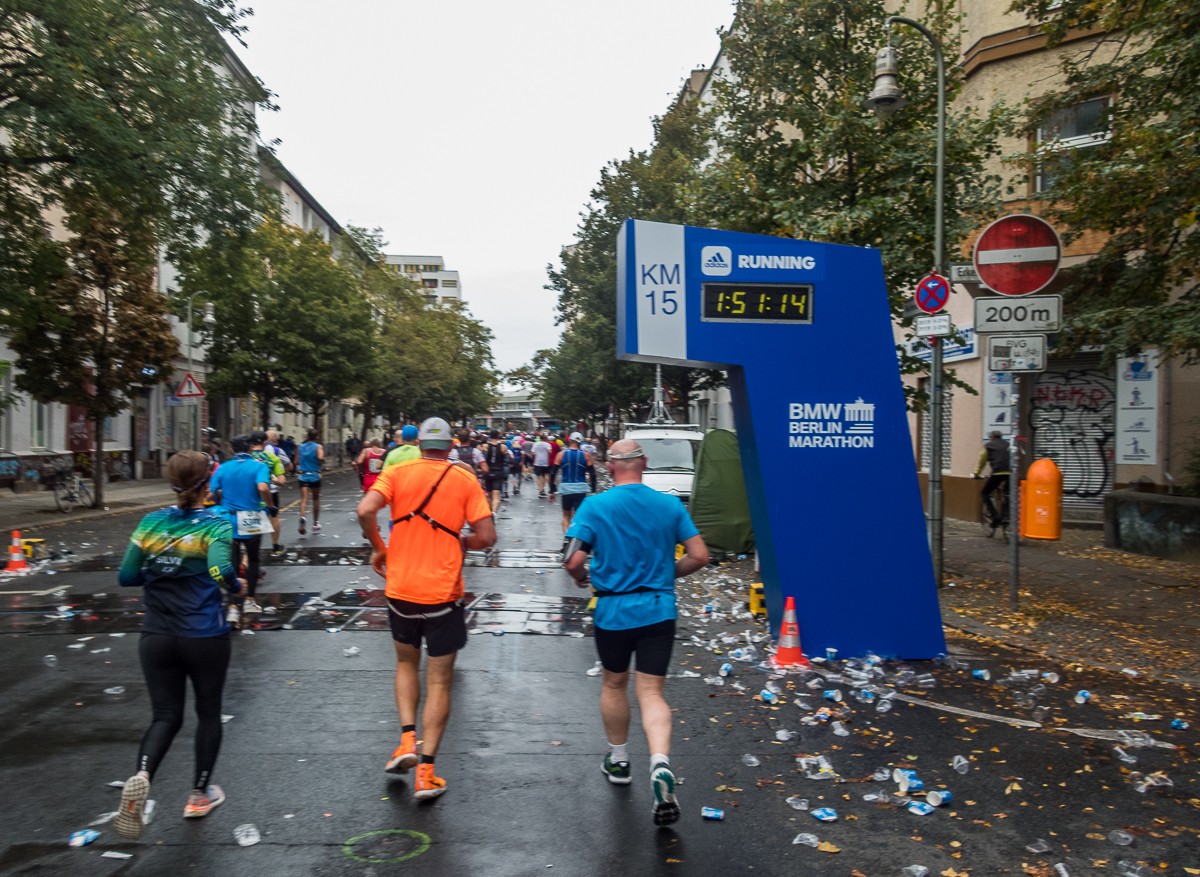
701, 282, 814, 324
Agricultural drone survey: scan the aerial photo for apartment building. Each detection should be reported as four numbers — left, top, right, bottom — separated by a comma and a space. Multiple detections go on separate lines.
686, 5, 1199, 521
382, 255, 463, 306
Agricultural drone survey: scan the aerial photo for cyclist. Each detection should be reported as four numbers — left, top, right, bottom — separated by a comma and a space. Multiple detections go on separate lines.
973, 431, 1011, 530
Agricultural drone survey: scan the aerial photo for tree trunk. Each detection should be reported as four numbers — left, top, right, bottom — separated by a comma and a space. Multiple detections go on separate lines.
258, 392, 273, 432
359, 392, 375, 444
92, 408, 106, 507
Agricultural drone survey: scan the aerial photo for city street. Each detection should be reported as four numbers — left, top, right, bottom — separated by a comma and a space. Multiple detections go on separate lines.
0, 471, 1196, 875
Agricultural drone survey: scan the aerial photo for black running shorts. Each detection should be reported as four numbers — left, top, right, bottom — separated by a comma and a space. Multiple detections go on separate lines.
387, 598, 467, 657
561, 492, 587, 513
594, 619, 676, 677
299, 479, 321, 490
533, 465, 550, 476
483, 474, 505, 493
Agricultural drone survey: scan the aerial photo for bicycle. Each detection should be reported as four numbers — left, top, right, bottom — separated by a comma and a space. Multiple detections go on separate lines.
52, 471, 95, 514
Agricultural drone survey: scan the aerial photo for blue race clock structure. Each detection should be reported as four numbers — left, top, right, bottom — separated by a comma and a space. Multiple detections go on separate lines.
617, 219, 944, 658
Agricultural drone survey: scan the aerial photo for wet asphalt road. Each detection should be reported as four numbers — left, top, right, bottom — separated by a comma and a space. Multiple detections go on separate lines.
1, 470, 1197, 875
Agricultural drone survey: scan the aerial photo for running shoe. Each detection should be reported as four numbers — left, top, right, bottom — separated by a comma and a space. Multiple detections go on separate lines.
298, 516, 307, 535
272, 543, 286, 556
242, 598, 262, 615
183, 784, 225, 818
113, 774, 150, 840
313, 522, 322, 532
601, 752, 632, 785
414, 763, 447, 800
226, 603, 241, 625
650, 764, 680, 826
384, 731, 419, 776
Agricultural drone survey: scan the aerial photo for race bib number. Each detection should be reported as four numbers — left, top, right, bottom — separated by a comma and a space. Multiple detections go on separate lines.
235, 510, 270, 537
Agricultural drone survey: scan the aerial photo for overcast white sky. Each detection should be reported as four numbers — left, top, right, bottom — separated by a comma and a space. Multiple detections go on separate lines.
232, 0, 734, 374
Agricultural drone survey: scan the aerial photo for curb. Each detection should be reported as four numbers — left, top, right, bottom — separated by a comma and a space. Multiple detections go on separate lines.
942, 611, 1200, 689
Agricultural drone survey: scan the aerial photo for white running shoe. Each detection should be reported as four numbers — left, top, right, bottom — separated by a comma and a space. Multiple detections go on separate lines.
226, 604, 241, 625
298, 516, 307, 535
313, 522, 322, 532
651, 764, 680, 826
242, 598, 262, 615
114, 774, 150, 840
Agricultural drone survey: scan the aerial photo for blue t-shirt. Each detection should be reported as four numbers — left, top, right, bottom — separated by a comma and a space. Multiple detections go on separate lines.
297, 442, 322, 482
210, 454, 269, 540
565, 483, 699, 630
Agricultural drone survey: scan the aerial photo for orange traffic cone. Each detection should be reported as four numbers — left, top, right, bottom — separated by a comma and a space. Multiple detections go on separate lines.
5, 530, 29, 574
773, 596, 808, 668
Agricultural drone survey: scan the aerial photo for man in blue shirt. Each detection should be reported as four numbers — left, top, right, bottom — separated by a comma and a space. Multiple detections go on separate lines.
207, 435, 271, 624
563, 439, 708, 826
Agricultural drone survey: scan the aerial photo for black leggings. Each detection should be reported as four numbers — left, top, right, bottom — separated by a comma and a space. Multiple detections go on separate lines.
231, 535, 261, 599
137, 633, 231, 791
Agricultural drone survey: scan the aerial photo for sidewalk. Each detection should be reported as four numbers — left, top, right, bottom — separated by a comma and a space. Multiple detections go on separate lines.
0, 479, 175, 534
938, 518, 1200, 685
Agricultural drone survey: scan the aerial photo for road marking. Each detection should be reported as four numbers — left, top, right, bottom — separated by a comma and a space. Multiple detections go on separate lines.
0, 583, 72, 596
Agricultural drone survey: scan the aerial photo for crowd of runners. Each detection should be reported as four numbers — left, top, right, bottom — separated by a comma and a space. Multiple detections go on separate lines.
113, 417, 704, 838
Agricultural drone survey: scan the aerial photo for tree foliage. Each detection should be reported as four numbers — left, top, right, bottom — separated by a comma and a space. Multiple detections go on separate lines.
1008, 0, 1200, 362
9, 190, 179, 503
0, 0, 269, 309
538, 98, 724, 424
690, 0, 1009, 409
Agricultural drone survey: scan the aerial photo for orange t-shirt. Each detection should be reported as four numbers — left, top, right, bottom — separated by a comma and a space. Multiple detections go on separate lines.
370, 458, 492, 604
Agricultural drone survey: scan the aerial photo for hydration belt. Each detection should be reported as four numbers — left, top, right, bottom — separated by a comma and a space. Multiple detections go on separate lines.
591, 586, 673, 599
391, 463, 460, 540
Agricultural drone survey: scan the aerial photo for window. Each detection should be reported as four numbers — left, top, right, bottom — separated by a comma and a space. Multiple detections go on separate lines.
442, 296, 457, 305
422, 279, 439, 288
424, 295, 437, 304
441, 279, 458, 287
404, 264, 420, 273
1035, 97, 1110, 192
422, 264, 440, 272
31, 401, 48, 449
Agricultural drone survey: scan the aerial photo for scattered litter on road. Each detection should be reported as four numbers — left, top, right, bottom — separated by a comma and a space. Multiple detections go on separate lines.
701, 807, 724, 820
90, 648, 110, 654
741, 754, 760, 767
785, 796, 808, 811
107, 780, 125, 788
1108, 830, 1133, 846
87, 812, 117, 826
43, 655, 57, 668
233, 824, 261, 847
342, 647, 361, 657
811, 808, 838, 822
103, 686, 124, 695
221, 715, 234, 723
901, 867, 929, 877
100, 851, 133, 860
792, 832, 819, 847
68, 830, 100, 847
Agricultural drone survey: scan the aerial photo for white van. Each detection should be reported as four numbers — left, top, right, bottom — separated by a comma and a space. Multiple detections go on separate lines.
621, 425, 706, 503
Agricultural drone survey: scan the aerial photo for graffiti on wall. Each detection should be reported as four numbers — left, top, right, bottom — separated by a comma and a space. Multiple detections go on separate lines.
1031, 367, 1115, 508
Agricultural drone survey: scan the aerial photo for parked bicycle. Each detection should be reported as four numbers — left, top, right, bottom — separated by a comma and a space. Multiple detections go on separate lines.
51, 471, 95, 514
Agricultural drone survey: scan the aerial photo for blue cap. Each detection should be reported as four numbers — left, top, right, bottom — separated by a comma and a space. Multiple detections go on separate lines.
401, 425, 419, 441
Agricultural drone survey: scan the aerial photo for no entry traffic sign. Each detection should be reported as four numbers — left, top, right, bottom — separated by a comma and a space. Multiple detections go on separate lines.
973, 215, 1061, 296
914, 273, 950, 314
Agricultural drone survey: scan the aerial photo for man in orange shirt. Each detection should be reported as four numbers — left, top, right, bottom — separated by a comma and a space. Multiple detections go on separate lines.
356, 417, 496, 800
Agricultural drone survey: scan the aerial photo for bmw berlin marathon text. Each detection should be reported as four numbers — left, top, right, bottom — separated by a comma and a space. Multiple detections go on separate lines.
788, 399, 876, 448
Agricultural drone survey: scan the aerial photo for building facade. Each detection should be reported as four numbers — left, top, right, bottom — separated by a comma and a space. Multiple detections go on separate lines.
382, 255, 463, 307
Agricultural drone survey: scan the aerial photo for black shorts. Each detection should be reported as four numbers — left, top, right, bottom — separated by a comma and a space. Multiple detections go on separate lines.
533, 465, 550, 476
299, 479, 321, 490
561, 492, 587, 513
594, 619, 676, 676
266, 497, 279, 518
387, 598, 467, 657
484, 474, 505, 493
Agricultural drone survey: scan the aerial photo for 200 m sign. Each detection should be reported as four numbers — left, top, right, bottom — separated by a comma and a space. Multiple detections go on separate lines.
973, 294, 1061, 334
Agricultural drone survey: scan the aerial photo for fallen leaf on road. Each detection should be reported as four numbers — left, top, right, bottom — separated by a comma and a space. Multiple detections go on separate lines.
817, 842, 841, 853
550, 741, 562, 746
715, 785, 727, 791
666, 859, 681, 863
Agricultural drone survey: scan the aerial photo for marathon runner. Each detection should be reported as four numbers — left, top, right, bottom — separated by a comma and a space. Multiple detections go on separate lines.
562, 438, 709, 826
296, 430, 324, 535
355, 417, 496, 800
481, 430, 510, 512
383, 425, 421, 469
207, 435, 271, 622
557, 432, 592, 532
113, 451, 241, 840
531, 435, 552, 497
249, 431, 286, 556
357, 439, 387, 492
508, 436, 523, 496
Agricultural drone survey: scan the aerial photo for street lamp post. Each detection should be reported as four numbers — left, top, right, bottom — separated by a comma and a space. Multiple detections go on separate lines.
866, 16, 947, 587
184, 293, 215, 451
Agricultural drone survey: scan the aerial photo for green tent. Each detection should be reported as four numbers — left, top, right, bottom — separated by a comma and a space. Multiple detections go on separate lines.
689, 429, 754, 555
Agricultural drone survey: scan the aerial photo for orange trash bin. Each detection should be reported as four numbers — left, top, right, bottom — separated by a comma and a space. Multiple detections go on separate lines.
1020, 458, 1062, 540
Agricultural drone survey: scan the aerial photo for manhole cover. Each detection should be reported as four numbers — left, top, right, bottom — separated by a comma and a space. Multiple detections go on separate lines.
342, 829, 430, 864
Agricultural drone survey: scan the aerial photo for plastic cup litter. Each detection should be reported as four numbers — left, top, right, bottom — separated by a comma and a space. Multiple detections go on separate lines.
785, 796, 809, 811
1074, 690, 1091, 704
68, 830, 100, 847
701, 807, 724, 820
741, 754, 761, 767
811, 808, 838, 822
953, 755, 970, 774
1026, 840, 1051, 853
907, 801, 935, 816
233, 824, 261, 847
792, 832, 820, 847
925, 790, 952, 806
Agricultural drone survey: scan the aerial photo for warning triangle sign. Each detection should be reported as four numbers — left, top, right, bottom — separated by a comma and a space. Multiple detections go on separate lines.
176, 372, 206, 398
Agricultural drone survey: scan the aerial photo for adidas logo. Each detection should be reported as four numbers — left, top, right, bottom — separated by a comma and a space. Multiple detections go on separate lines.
700, 246, 732, 276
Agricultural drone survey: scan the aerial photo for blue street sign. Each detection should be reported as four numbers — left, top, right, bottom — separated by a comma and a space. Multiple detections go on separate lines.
915, 273, 951, 314
617, 220, 943, 658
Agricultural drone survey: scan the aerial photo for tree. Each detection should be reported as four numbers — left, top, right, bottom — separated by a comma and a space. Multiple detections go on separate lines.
0, 0, 270, 313
183, 217, 374, 429
688, 0, 1008, 409
9, 190, 179, 505
539, 97, 724, 424
1007, 0, 1200, 361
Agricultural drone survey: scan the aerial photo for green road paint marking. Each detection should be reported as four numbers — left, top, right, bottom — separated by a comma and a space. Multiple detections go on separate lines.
342, 829, 431, 864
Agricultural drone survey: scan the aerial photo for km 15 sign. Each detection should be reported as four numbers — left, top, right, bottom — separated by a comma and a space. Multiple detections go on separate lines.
974, 294, 1062, 335
973, 215, 1061, 296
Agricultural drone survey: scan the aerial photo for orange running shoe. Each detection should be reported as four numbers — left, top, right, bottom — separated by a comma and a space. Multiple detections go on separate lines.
413, 763, 447, 800
384, 731, 419, 776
